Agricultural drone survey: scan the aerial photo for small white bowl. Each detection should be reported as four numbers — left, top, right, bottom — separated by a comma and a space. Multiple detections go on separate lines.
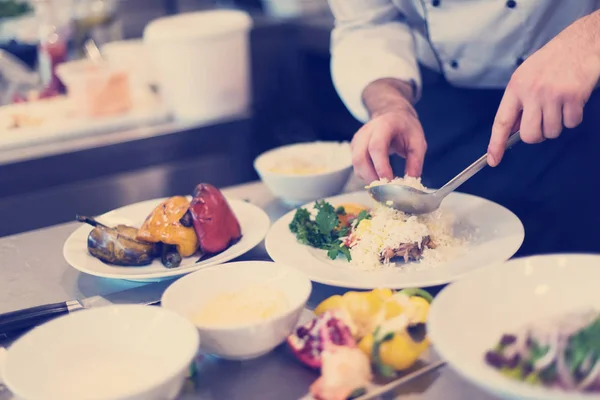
254, 141, 353, 206
428, 254, 600, 400
161, 260, 312, 360
0, 305, 199, 400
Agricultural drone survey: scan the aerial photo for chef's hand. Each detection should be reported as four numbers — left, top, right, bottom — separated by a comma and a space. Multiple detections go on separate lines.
351, 79, 427, 183
487, 11, 600, 166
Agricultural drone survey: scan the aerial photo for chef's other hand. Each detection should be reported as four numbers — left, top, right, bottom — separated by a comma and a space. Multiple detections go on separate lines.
352, 79, 427, 183
487, 11, 600, 167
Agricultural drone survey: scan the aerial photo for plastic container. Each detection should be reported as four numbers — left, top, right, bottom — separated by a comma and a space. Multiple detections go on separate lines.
56, 59, 132, 117
102, 39, 156, 87
143, 10, 253, 122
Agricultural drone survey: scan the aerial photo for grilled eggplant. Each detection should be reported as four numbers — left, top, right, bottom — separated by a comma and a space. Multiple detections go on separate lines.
161, 244, 182, 269
76, 215, 161, 266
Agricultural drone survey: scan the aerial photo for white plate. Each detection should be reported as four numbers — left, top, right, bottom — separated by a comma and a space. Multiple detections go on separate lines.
428, 254, 600, 400
265, 191, 524, 289
63, 197, 270, 282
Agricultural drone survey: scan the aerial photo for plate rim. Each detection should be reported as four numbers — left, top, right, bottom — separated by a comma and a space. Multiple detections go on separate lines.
63, 197, 271, 281
265, 190, 525, 289
427, 253, 600, 400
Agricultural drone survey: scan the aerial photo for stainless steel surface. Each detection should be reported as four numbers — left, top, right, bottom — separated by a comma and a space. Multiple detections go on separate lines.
370, 131, 522, 214
79, 279, 175, 308
356, 360, 447, 400
0, 179, 500, 400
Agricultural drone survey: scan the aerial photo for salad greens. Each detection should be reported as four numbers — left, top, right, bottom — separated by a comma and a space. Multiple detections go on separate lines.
288, 200, 370, 261
485, 311, 600, 392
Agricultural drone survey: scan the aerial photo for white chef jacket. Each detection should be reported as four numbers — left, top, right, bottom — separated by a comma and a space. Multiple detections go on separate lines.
329, 0, 600, 122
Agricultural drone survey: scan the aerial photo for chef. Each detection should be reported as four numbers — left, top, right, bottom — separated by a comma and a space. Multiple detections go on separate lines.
329, 0, 600, 255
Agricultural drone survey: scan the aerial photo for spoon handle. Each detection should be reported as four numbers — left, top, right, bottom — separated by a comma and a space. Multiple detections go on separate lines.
437, 131, 521, 197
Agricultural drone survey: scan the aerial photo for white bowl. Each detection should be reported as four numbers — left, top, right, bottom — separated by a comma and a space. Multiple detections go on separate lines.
0, 305, 199, 400
254, 141, 353, 206
161, 260, 312, 360
428, 254, 600, 400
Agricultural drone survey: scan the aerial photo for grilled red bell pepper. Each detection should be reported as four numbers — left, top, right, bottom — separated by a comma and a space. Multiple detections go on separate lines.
189, 183, 242, 253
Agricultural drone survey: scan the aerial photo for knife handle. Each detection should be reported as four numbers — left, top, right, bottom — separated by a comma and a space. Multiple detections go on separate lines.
0, 301, 78, 336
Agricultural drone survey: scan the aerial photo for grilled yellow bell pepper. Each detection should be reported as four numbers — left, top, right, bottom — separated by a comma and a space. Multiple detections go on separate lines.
313, 287, 433, 344
359, 329, 430, 375
358, 288, 433, 376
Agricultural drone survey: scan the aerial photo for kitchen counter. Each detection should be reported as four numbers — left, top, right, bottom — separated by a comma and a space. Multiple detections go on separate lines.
0, 178, 500, 400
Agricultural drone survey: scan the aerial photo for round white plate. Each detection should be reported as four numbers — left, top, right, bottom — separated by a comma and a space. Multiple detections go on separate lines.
64, 197, 270, 282
265, 191, 524, 289
428, 254, 600, 400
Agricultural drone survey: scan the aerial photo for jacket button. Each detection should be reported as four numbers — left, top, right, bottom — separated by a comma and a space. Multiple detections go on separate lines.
450, 60, 459, 69
432, 0, 441, 6
506, 0, 517, 8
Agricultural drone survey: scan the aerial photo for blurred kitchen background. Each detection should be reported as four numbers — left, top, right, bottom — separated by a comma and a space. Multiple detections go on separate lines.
0, 0, 360, 237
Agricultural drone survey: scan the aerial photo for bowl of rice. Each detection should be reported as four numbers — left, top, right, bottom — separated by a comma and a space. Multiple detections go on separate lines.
254, 141, 353, 206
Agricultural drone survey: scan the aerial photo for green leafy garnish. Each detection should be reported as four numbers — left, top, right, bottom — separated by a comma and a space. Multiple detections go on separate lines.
314, 201, 339, 235
355, 209, 371, 226
397, 288, 434, 303
289, 201, 353, 261
565, 316, 600, 376
371, 327, 396, 378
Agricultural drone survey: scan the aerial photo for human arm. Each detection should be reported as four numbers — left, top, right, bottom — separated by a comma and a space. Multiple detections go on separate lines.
329, 0, 427, 181
487, 9, 600, 166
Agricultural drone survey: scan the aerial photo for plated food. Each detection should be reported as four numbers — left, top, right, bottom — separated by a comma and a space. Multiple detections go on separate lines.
77, 183, 241, 269
267, 189, 524, 289
289, 177, 463, 270
485, 309, 600, 392
428, 254, 600, 400
191, 284, 289, 328
161, 261, 312, 360
63, 186, 270, 282
288, 288, 433, 400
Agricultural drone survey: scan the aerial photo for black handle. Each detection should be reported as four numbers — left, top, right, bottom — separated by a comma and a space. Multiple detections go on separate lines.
0, 302, 70, 336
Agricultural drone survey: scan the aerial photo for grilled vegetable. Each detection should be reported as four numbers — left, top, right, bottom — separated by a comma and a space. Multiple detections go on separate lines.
77, 215, 160, 266
160, 243, 182, 269
189, 183, 242, 254
137, 196, 199, 257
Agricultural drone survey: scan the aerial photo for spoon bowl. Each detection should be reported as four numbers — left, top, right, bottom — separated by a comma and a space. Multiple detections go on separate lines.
368, 185, 441, 214
369, 131, 521, 214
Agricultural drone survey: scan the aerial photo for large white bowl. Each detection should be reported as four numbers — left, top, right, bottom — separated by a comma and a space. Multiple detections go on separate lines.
0, 305, 199, 400
161, 260, 312, 360
428, 254, 600, 400
254, 141, 353, 206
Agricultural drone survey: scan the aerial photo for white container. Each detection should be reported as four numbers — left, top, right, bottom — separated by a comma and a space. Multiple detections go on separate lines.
56, 59, 133, 117
253, 141, 353, 206
143, 10, 253, 122
102, 39, 156, 87
0, 305, 199, 400
161, 261, 312, 361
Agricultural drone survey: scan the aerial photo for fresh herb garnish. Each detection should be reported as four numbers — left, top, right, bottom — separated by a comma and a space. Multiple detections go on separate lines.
371, 327, 396, 378
355, 209, 371, 226
289, 201, 354, 261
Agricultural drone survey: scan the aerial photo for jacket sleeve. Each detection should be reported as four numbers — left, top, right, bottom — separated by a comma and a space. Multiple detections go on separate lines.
329, 0, 421, 122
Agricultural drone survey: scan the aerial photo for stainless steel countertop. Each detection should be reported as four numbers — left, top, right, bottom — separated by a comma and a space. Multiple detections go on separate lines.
0, 179, 499, 400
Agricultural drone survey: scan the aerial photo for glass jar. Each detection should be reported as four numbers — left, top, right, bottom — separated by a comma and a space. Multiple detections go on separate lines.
34, 0, 72, 95
72, 0, 122, 58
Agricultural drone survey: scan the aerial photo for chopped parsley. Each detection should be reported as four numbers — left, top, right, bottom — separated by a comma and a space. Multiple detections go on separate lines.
289, 201, 370, 261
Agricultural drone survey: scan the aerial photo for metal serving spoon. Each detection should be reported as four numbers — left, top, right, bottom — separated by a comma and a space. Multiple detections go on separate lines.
369, 131, 522, 214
